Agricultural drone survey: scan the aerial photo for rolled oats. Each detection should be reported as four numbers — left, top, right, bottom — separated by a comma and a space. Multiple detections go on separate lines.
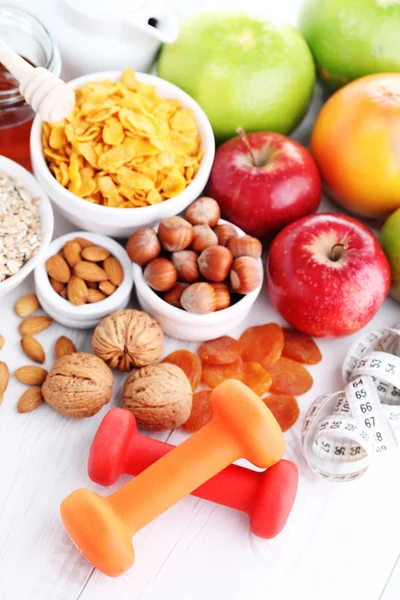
0, 173, 42, 282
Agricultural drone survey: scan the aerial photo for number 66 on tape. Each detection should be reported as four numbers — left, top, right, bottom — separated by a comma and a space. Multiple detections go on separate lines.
302, 323, 400, 481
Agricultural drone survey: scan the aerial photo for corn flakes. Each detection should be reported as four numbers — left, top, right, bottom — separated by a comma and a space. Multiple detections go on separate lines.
43, 68, 203, 208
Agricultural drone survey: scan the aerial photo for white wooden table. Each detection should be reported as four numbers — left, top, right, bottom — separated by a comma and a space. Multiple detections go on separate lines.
1, 1, 400, 599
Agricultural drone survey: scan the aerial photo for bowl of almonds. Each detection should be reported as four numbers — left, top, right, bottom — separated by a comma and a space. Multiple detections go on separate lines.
0, 156, 54, 297
128, 197, 263, 341
34, 231, 133, 328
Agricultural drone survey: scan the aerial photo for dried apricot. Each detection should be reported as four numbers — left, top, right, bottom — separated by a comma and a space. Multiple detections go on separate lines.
263, 394, 300, 432
201, 357, 243, 388
239, 323, 283, 368
268, 357, 313, 395
282, 328, 322, 365
184, 390, 213, 432
162, 350, 202, 391
243, 362, 272, 396
198, 336, 240, 365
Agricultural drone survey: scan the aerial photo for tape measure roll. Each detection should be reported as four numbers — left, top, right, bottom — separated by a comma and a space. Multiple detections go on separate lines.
302, 324, 400, 481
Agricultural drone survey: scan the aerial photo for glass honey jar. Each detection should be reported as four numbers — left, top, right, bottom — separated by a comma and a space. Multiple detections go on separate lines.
0, 5, 61, 170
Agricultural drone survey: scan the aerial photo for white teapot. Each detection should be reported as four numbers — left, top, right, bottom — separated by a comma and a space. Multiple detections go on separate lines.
46, 0, 179, 79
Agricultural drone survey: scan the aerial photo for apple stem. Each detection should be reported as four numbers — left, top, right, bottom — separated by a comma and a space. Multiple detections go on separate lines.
329, 243, 347, 262
236, 126, 257, 166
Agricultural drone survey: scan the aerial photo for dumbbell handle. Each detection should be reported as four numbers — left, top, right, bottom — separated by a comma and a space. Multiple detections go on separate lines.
123, 433, 260, 514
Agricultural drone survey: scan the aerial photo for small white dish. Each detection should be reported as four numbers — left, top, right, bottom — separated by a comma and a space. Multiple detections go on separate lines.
132, 220, 264, 341
30, 71, 215, 238
0, 155, 54, 297
34, 231, 133, 329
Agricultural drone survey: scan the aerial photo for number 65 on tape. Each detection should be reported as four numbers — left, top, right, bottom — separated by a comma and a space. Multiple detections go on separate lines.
302, 324, 400, 482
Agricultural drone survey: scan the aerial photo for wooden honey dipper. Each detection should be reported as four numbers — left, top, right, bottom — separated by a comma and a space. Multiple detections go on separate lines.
0, 39, 75, 122
61, 380, 285, 577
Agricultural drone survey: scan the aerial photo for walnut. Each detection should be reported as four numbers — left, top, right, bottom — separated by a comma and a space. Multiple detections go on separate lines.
92, 309, 164, 372
42, 352, 113, 418
123, 363, 192, 431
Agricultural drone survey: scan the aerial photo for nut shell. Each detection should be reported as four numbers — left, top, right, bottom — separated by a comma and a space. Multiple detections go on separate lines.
214, 224, 238, 247
158, 216, 194, 252
185, 197, 221, 227
171, 250, 199, 283
126, 228, 161, 265
227, 235, 262, 259
42, 353, 113, 418
144, 257, 177, 291
210, 282, 231, 310
92, 309, 164, 372
191, 225, 218, 253
123, 363, 192, 431
163, 283, 189, 307
230, 256, 262, 294
181, 282, 217, 314
198, 245, 233, 283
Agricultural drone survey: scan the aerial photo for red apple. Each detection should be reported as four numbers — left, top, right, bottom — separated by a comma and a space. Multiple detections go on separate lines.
207, 131, 321, 240
266, 213, 391, 337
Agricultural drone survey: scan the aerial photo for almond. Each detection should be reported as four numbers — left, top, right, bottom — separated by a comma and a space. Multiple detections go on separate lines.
86, 281, 98, 289
99, 280, 117, 296
46, 254, 71, 283
49, 277, 65, 294
74, 261, 108, 282
67, 275, 88, 306
0, 361, 9, 405
103, 256, 124, 286
63, 240, 82, 267
81, 245, 110, 262
87, 288, 107, 303
55, 336, 77, 359
21, 336, 45, 364
0, 335, 5, 350
17, 386, 43, 413
74, 237, 95, 249
14, 366, 48, 386
19, 316, 52, 336
14, 293, 40, 317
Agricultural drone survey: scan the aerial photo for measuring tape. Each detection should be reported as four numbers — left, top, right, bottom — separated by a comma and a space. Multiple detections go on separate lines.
302, 323, 400, 481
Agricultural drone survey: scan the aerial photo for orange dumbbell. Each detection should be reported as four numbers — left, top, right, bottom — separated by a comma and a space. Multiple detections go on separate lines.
61, 380, 285, 577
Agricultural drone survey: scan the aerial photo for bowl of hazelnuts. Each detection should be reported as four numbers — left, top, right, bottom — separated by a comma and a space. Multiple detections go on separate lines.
127, 197, 263, 341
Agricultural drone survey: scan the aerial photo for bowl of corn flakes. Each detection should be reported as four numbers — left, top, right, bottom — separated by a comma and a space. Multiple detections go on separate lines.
30, 68, 215, 238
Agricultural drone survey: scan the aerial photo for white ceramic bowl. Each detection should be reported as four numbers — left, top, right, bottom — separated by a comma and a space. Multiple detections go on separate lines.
34, 232, 133, 329
30, 71, 215, 238
0, 156, 54, 297
132, 220, 263, 341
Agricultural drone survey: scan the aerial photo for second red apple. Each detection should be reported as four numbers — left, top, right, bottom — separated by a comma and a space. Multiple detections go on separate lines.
207, 131, 321, 240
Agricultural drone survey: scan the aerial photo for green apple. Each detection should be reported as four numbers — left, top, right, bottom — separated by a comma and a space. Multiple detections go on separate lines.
380, 209, 400, 302
299, 0, 400, 91
157, 12, 315, 142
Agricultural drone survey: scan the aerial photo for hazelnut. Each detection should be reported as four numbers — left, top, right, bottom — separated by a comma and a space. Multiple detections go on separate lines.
227, 235, 262, 259
158, 216, 194, 252
210, 283, 231, 311
163, 283, 189, 307
181, 282, 217, 314
144, 257, 178, 292
171, 250, 199, 283
191, 225, 218, 253
184, 197, 221, 227
126, 228, 161, 266
123, 363, 192, 431
230, 256, 262, 294
214, 223, 238, 247
198, 245, 233, 283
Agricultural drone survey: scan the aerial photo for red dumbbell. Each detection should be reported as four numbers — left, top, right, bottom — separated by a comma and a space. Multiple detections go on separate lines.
88, 408, 298, 539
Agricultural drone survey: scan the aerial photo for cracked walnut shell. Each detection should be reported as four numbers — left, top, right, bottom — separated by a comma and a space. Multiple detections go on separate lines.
123, 363, 192, 431
42, 353, 113, 418
92, 309, 164, 372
